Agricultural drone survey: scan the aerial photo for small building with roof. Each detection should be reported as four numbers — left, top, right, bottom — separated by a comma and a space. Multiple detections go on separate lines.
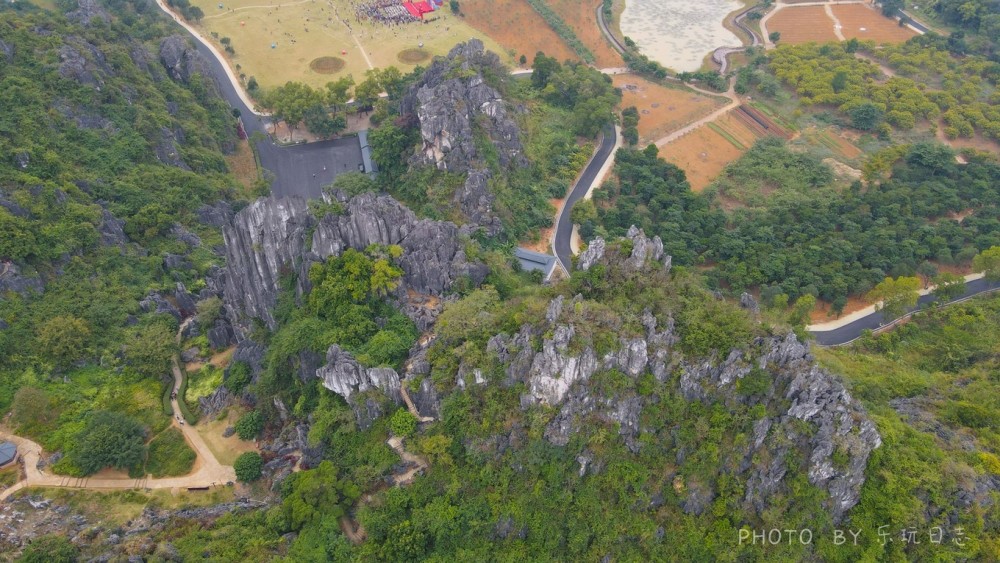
515, 248, 559, 283
0, 441, 16, 468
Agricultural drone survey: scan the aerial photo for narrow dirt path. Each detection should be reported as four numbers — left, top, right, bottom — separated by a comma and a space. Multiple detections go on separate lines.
825, 4, 847, 41
654, 84, 740, 148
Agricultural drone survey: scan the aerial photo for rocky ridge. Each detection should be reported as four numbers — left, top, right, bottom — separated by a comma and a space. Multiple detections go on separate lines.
400, 40, 527, 234
222, 191, 487, 335
315, 227, 881, 522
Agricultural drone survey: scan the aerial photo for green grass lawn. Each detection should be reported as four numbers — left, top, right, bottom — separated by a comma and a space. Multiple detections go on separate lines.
145, 428, 197, 477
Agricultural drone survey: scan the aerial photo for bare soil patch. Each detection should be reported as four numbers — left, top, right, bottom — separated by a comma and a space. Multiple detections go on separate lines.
614, 75, 723, 144
195, 411, 259, 467
768, 6, 838, 44
545, 0, 623, 67
309, 56, 345, 74
225, 139, 258, 193
832, 4, 917, 43
810, 295, 869, 323
658, 124, 746, 192
397, 48, 430, 64
459, 0, 577, 65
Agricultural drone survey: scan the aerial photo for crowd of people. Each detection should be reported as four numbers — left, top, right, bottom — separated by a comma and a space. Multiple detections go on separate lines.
352, 0, 418, 26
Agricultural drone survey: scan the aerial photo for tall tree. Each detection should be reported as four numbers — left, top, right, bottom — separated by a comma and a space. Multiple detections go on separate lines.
972, 246, 1000, 280
866, 276, 921, 320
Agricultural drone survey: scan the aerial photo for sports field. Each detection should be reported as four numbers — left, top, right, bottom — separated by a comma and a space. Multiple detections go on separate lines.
187, 0, 509, 89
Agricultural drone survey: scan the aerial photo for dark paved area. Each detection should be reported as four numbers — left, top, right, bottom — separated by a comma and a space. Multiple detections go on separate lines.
554, 122, 617, 273
811, 277, 1000, 346
257, 136, 364, 199
184, 25, 363, 199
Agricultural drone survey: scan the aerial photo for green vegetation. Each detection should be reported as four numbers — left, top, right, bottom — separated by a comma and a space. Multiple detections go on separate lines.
66, 411, 147, 477
233, 451, 263, 482
769, 38, 1000, 141
587, 138, 1000, 313
175, 365, 200, 425
234, 410, 263, 440
278, 460, 360, 531
818, 293, 1000, 560
145, 428, 196, 477
370, 54, 610, 242
0, 0, 240, 471
523, 0, 595, 63
16, 534, 78, 563
388, 408, 417, 437
866, 275, 921, 319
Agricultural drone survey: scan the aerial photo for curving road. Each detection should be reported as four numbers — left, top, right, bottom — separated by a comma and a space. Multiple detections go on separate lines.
553, 123, 617, 273
159, 0, 1000, 346
811, 277, 1000, 346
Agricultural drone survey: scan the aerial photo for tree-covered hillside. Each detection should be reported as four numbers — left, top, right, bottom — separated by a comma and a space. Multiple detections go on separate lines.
0, 0, 241, 476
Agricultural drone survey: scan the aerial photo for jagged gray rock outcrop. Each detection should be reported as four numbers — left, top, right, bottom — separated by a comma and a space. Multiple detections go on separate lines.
400, 40, 525, 233
223, 194, 487, 334
0, 262, 44, 296
580, 227, 670, 273
66, 0, 110, 26
0, 38, 13, 62
159, 36, 213, 88
437, 290, 879, 522
316, 345, 402, 403
222, 197, 312, 332
402, 40, 524, 174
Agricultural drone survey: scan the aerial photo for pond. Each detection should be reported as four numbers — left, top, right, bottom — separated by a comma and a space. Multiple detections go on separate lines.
620, 0, 743, 72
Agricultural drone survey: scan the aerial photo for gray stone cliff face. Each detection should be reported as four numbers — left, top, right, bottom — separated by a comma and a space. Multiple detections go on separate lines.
400, 40, 526, 234
222, 197, 312, 332
463, 297, 880, 522
222, 193, 487, 334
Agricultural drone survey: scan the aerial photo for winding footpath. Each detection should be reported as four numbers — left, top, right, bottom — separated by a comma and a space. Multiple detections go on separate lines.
0, 321, 235, 503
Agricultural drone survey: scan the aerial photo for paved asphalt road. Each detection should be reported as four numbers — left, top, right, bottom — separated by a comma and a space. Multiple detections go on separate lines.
553, 122, 617, 273
185, 29, 363, 199
176, 11, 1000, 348
811, 277, 1000, 346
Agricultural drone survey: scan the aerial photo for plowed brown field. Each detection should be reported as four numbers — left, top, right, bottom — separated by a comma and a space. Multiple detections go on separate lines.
459, 0, 577, 64
768, 6, 838, 44
544, 0, 623, 67
832, 4, 917, 43
614, 75, 724, 144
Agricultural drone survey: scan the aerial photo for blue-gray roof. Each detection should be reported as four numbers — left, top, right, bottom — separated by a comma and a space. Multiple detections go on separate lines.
515, 248, 558, 280
358, 129, 377, 175
0, 441, 15, 466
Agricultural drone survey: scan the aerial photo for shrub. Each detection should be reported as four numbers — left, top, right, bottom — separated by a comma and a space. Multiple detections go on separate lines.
146, 428, 196, 477
235, 410, 264, 440
226, 361, 253, 394
17, 534, 78, 563
70, 411, 147, 476
234, 452, 263, 482
389, 409, 417, 438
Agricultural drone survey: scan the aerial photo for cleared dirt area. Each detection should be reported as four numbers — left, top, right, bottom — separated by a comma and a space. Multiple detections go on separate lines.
545, 0, 623, 67
614, 75, 724, 144
658, 124, 746, 192
832, 4, 917, 43
195, 411, 259, 467
225, 139, 258, 193
459, 0, 577, 65
768, 6, 838, 44
188, 0, 509, 89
